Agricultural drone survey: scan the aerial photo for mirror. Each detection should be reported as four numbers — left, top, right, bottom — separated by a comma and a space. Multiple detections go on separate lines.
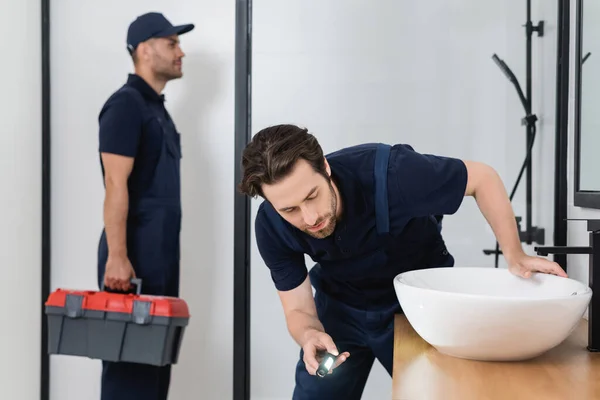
574, 0, 600, 208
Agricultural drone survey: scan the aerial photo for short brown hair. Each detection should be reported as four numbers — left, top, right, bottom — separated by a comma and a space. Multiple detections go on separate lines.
238, 124, 327, 198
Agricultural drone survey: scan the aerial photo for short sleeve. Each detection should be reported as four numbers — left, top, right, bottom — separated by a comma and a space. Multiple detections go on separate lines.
255, 205, 307, 291
98, 92, 143, 157
388, 145, 468, 217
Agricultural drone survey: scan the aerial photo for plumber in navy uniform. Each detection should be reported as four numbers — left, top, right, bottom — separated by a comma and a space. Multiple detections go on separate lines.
96, 12, 194, 400
238, 124, 567, 400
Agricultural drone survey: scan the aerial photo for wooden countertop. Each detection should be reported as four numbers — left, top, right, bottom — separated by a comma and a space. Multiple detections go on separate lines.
392, 314, 600, 400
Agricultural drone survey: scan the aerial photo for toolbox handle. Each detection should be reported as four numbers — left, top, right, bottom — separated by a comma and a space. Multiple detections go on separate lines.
100, 278, 143, 295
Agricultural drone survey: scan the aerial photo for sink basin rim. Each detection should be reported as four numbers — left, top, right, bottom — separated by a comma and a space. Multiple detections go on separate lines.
394, 267, 593, 302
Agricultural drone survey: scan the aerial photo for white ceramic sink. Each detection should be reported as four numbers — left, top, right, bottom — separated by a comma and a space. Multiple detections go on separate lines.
393, 267, 592, 361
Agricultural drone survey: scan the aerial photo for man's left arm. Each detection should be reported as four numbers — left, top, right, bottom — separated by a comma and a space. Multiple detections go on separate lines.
388, 145, 566, 279
463, 160, 567, 278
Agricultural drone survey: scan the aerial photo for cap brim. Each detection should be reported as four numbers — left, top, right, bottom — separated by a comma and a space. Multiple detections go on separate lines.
156, 24, 195, 38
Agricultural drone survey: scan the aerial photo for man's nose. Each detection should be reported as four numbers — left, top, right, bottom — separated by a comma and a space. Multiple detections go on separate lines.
301, 206, 318, 226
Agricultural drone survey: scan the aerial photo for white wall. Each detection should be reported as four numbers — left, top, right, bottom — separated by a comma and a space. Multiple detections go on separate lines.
251, 1, 558, 399
566, 0, 600, 287
0, 1, 42, 399
49, 1, 235, 399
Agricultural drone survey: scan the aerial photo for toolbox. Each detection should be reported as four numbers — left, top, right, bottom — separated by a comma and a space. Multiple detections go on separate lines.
45, 279, 190, 366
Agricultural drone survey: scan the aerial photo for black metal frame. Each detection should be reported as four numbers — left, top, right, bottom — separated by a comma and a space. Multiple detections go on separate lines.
553, 0, 570, 271
573, 0, 600, 209
233, 1, 252, 400
41, 0, 51, 399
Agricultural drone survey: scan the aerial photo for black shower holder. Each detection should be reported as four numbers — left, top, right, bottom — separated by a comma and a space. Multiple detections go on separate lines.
525, 20, 544, 37
521, 113, 538, 127
515, 215, 545, 245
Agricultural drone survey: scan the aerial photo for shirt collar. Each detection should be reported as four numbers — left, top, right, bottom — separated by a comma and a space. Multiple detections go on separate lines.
126, 74, 165, 103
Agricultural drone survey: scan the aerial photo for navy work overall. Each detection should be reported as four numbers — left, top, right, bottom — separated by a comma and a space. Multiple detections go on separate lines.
293, 144, 444, 400
97, 86, 182, 400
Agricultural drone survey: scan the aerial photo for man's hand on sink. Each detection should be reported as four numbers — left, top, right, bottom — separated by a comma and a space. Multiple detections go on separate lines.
508, 254, 568, 279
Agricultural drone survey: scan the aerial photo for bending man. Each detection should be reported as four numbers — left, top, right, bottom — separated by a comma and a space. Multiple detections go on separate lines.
238, 124, 566, 400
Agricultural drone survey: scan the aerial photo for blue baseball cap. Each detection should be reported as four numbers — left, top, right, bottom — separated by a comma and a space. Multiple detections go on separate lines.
126, 12, 194, 53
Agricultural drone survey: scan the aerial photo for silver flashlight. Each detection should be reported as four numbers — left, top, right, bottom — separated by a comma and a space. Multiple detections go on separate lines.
316, 352, 337, 378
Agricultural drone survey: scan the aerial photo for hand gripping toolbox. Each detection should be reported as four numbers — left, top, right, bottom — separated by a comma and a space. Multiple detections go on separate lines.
44, 279, 190, 366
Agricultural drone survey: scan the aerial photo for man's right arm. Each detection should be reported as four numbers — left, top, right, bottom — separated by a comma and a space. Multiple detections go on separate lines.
279, 276, 350, 374
98, 93, 142, 289
101, 153, 134, 258
278, 275, 325, 348
254, 209, 316, 343
254, 210, 348, 374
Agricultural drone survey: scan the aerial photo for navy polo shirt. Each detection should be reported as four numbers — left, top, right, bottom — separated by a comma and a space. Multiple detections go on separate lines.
254, 143, 468, 309
98, 74, 172, 200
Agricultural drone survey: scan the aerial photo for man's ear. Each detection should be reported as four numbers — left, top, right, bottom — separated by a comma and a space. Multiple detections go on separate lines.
136, 42, 148, 61
137, 40, 156, 61
324, 157, 331, 177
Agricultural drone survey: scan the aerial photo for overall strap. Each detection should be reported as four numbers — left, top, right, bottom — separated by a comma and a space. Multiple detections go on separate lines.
374, 143, 392, 235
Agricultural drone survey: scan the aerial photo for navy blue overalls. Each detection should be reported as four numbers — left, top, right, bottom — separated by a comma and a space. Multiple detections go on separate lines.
97, 85, 182, 400
292, 144, 442, 400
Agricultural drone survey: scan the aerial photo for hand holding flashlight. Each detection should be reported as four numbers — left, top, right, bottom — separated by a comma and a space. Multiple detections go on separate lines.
301, 330, 350, 376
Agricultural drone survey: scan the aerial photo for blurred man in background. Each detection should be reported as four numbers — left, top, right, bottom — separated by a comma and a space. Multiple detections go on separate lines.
96, 12, 194, 400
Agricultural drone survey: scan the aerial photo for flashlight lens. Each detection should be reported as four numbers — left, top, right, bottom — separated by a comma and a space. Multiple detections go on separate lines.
316, 354, 336, 378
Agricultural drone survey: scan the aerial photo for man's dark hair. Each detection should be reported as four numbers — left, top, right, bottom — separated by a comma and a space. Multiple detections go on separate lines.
238, 124, 327, 198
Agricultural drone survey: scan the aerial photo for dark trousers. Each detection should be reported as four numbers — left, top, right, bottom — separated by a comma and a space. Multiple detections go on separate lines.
97, 230, 180, 400
100, 362, 171, 400
97, 280, 178, 400
97, 283, 176, 400
292, 291, 401, 400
